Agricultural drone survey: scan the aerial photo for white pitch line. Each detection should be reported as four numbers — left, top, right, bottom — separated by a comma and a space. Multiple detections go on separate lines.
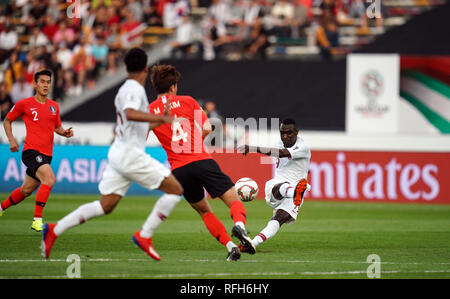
1, 258, 450, 266
1, 269, 450, 279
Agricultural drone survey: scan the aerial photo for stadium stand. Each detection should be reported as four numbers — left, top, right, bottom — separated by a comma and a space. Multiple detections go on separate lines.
0, 0, 447, 115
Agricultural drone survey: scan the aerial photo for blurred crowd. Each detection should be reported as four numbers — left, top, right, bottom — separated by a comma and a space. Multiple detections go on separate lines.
170, 0, 386, 61
0, 0, 385, 114
0, 0, 160, 116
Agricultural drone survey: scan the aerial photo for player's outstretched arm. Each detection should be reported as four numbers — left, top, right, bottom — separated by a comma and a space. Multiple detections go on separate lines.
237, 145, 291, 158
3, 118, 19, 152
55, 126, 73, 138
125, 108, 173, 126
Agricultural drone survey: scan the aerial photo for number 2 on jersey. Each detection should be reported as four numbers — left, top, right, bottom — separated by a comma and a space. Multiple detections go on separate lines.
32, 110, 38, 121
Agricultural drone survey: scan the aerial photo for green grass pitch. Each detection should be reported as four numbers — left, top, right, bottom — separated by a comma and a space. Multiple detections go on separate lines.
0, 193, 449, 279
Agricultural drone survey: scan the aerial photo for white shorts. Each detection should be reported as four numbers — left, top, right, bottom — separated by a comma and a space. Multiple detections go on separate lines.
264, 179, 302, 223
98, 143, 171, 196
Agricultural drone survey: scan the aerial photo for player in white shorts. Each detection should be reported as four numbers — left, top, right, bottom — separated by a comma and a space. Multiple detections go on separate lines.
238, 118, 311, 253
41, 48, 184, 261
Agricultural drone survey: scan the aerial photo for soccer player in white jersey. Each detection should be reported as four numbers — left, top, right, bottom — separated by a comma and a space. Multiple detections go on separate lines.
238, 118, 311, 253
41, 48, 184, 261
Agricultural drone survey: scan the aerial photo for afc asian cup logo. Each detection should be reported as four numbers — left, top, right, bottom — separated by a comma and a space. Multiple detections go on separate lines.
361, 70, 383, 99
356, 70, 388, 116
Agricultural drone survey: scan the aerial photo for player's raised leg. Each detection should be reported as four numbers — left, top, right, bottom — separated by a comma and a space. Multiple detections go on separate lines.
133, 174, 183, 261
244, 210, 291, 251
0, 175, 39, 216
32, 165, 56, 231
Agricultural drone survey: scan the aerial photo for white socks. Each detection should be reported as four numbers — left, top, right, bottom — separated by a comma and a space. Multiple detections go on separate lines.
140, 194, 181, 238
279, 183, 295, 198
279, 182, 312, 199
234, 221, 245, 230
252, 220, 280, 247
54, 200, 105, 236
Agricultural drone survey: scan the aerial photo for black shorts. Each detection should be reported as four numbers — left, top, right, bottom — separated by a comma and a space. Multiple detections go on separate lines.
22, 149, 52, 182
172, 159, 234, 203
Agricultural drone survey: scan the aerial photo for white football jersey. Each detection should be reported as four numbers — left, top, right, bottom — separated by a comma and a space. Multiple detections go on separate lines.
112, 79, 149, 150
273, 136, 311, 185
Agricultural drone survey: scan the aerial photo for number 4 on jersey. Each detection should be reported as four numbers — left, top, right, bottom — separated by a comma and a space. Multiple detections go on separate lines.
172, 116, 188, 143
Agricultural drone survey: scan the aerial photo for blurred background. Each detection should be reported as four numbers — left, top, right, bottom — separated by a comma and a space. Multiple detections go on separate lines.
0, 0, 449, 204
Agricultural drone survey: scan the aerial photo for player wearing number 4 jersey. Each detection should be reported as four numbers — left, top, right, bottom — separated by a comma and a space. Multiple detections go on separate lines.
238, 118, 311, 252
41, 48, 184, 261
1, 69, 73, 232
148, 64, 253, 261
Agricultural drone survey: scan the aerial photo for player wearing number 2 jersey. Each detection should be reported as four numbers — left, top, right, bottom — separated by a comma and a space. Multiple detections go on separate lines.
41, 48, 184, 261
1, 69, 73, 232
148, 64, 254, 261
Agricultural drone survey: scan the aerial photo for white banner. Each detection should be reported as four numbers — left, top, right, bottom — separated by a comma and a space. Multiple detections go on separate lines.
346, 54, 400, 133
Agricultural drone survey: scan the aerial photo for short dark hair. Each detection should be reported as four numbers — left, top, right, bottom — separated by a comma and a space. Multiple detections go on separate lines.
124, 47, 148, 73
281, 118, 296, 126
150, 63, 181, 94
34, 69, 52, 82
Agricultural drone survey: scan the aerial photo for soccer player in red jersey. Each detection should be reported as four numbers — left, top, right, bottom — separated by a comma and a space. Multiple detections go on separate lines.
0, 69, 73, 231
148, 64, 255, 261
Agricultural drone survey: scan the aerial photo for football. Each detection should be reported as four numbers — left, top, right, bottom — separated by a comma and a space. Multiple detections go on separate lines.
235, 177, 259, 202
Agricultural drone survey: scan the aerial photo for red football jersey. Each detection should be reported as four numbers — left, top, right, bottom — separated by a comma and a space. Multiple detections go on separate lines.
7, 96, 61, 156
149, 95, 212, 170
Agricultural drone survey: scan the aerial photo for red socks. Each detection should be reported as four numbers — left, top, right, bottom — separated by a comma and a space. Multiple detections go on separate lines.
202, 212, 231, 246
34, 184, 52, 219
230, 200, 247, 225
0, 187, 26, 210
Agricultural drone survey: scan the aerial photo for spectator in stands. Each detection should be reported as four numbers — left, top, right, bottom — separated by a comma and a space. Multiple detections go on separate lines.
204, 101, 222, 120
10, 71, 34, 104
315, 11, 339, 60
242, 0, 262, 27
105, 22, 122, 75
72, 38, 96, 93
208, 0, 233, 28
92, 34, 109, 78
291, 0, 308, 38
53, 21, 76, 48
47, 0, 61, 22
94, 4, 110, 28
29, 26, 50, 49
106, 5, 120, 28
4, 51, 23, 94
14, 42, 27, 64
0, 25, 19, 63
203, 100, 225, 146
56, 42, 73, 71
0, 81, 13, 121
128, 0, 144, 22
319, 0, 337, 16
42, 14, 59, 42
24, 49, 41, 84
56, 42, 76, 96
348, 0, 367, 27
201, 15, 229, 60
143, 0, 163, 26
29, 0, 48, 21
121, 8, 145, 48
45, 49, 64, 102
271, 0, 295, 38
163, 0, 191, 29
243, 12, 270, 60
170, 13, 195, 59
